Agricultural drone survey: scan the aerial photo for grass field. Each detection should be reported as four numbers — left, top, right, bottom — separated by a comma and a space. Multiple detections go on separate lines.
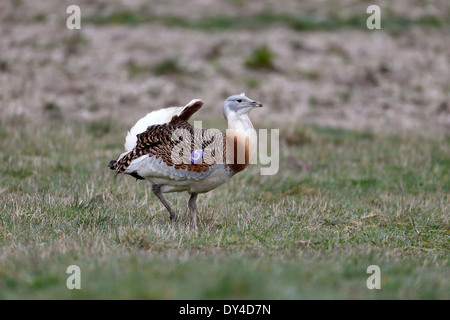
0, 118, 448, 299
0, 0, 449, 301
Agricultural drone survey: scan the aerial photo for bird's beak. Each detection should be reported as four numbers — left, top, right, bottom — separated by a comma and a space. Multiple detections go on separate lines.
251, 101, 263, 108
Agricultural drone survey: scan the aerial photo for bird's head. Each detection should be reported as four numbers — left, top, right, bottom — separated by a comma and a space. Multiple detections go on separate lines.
222, 93, 263, 120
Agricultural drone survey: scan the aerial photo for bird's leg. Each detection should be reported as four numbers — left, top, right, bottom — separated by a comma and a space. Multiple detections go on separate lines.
151, 184, 178, 223
188, 193, 198, 230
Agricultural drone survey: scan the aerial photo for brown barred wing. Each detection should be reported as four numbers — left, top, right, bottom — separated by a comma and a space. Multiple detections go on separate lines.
112, 120, 226, 176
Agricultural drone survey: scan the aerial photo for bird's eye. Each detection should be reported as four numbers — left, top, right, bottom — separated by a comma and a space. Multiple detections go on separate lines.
237, 99, 242, 103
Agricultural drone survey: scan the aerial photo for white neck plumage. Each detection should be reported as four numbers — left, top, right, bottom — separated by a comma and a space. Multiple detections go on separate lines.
227, 113, 254, 131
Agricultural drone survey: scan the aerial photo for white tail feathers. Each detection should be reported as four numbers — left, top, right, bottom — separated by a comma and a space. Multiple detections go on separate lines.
124, 99, 203, 152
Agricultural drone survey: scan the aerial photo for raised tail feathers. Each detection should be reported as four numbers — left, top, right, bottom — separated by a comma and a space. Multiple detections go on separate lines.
107, 159, 117, 170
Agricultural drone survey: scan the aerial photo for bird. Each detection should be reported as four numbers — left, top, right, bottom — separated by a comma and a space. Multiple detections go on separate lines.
108, 93, 263, 229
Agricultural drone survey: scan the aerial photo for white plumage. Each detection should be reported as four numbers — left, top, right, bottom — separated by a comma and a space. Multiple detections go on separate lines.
124, 101, 201, 152
109, 94, 263, 229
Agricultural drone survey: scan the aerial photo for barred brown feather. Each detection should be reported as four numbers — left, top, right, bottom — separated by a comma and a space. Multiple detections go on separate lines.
108, 98, 252, 179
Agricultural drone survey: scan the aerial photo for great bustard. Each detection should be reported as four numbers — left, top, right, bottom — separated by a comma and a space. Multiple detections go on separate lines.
108, 93, 262, 229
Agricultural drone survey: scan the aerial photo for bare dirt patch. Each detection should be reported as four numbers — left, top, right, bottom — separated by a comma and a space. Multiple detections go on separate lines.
1, 1, 449, 136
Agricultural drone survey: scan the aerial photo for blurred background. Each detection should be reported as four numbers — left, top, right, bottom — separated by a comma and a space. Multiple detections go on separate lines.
1, 0, 449, 134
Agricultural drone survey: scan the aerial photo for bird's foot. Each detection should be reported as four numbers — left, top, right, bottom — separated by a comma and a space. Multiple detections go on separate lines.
169, 212, 178, 223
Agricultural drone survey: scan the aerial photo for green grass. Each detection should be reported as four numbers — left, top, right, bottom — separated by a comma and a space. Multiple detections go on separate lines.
244, 44, 276, 70
0, 119, 448, 299
127, 58, 184, 78
84, 11, 450, 32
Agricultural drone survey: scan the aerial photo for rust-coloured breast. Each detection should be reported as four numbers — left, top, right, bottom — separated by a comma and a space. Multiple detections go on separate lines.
225, 133, 250, 174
